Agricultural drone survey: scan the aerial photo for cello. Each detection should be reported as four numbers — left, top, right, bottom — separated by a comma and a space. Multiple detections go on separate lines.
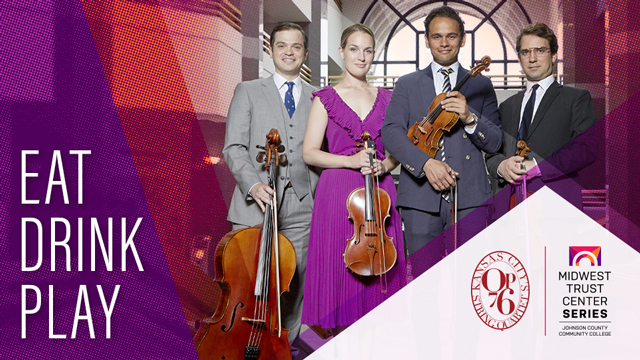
407, 56, 491, 157
195, 129, 295, 360
344, 131, 397, 279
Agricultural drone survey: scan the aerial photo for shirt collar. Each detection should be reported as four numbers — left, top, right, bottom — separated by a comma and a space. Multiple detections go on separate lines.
431, 61, 460, 76
527, 75, 555, 93
273, 72, 302, 90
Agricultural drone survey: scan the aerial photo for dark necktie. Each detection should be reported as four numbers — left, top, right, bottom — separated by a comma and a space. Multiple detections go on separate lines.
518, 84, 539, 141
285, 81, 295, 118
438, 68, 454, 202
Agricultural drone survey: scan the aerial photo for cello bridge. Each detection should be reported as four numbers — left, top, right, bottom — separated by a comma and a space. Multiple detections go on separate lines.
241, 317, 266, 324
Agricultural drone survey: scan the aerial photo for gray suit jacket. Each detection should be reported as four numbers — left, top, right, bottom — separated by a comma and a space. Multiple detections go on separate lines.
223, 76, 320, 226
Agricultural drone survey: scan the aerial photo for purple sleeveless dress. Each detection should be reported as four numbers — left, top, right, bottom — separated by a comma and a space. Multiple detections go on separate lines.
301, 86, 406, 329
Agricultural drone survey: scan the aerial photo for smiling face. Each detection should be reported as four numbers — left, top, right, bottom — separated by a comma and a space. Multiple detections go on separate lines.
270, 29, 308, 80
425, 16, 466, 67
339, 31, 375, 78
518, 34, 557, 83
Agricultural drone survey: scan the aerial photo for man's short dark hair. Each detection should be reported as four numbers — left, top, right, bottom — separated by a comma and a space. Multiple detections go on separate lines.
424, 6, 465, 36
270, 22, 308, 51
516, 23, 558, 54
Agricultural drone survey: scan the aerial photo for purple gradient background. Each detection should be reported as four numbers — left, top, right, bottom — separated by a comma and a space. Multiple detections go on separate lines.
2, 0, 640, 359
1, 1, 197, 359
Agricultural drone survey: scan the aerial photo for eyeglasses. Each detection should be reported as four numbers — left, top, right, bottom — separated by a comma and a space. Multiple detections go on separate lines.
518, 47, 550, 57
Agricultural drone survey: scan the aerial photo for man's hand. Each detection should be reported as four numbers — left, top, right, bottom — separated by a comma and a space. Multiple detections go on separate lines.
422, 158, 458, 191
250, 183, 275, 212
497, 156, 526, 183
441, 91, 473, 124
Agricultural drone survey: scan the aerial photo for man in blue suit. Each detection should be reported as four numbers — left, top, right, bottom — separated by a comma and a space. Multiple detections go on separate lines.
382, 6, 501, 256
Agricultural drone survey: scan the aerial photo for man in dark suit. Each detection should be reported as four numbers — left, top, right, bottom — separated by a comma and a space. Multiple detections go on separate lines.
485, 23, 597, 210
382, 6, 501, 256
223, 23, 319, 347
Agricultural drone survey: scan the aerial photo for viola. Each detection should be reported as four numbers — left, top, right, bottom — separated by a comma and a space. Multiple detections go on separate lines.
407, 56, 491, 157
195, 129, 295, 360
344, 131, 397, 279
510, 140, 533, 209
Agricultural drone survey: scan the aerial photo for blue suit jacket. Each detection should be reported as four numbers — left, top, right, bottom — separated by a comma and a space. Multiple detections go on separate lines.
382, 66, 501, 212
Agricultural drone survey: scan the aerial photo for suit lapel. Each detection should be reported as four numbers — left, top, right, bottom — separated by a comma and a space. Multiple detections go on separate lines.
528, 81, 561, 137
419, 66, 436, 115
502, 91, 525, 155
261, 76, 288, 129
297, 83, 312, 119
510, 91, 525, 138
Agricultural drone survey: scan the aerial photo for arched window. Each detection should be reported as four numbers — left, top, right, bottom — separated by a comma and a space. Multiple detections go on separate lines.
362, 1, 532, 89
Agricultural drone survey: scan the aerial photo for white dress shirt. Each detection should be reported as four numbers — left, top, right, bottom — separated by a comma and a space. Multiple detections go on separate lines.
519, 74, 555, 129
273, 72, 302, 105
431, 61, 460, 93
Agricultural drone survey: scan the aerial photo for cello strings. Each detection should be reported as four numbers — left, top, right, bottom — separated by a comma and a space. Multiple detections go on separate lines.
258, 201, 273, 345
256, 160, 277, 346
249, 211, 270, 348
249, 158, 275, 349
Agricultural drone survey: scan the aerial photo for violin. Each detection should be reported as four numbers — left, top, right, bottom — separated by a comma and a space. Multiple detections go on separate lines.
344, 132, 397, 279
195, 129, 295, 360
407, 56, 491, 157
510, 140, 533, 209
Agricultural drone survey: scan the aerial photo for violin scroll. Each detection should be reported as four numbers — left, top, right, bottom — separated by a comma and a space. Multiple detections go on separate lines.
510, 140, 533, 209
355, 131, 372, 152
516, 140, 530, 158
470, 56, 491, 77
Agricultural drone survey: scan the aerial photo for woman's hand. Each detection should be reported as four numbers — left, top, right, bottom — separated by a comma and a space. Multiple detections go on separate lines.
361, 158, 385, 176
347, 148, 375, 170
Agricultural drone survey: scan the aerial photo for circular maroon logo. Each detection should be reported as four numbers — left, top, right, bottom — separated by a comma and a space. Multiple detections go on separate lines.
471, 251, 530, 330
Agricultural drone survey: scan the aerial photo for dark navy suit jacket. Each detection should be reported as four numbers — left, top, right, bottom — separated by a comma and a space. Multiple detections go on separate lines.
485, 81, 598, 209
382, 65, 501, 212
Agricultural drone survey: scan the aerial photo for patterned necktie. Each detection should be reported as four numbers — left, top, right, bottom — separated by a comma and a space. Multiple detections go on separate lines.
439, 67, 454, 93
285, 81, 295, 118
438, 68, 454, 202
519, 84, 539, 141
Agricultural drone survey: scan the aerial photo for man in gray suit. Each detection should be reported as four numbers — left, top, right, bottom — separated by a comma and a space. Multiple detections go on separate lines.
223, 23, 319, 347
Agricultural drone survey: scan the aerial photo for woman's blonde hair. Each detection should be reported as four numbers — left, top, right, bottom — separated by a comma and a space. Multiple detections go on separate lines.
340, 23, 375, 50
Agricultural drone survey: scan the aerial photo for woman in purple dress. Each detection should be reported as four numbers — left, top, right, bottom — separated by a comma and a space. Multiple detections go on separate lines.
301, 24, 405, 332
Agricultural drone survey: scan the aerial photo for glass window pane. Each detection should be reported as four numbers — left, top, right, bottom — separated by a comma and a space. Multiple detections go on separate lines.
385, 22, 417, 62
475, 23, 505, 61
380, 9, 519, 80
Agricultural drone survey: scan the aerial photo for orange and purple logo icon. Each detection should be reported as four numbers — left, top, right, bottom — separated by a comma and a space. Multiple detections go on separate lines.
569, 246, 601, 266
